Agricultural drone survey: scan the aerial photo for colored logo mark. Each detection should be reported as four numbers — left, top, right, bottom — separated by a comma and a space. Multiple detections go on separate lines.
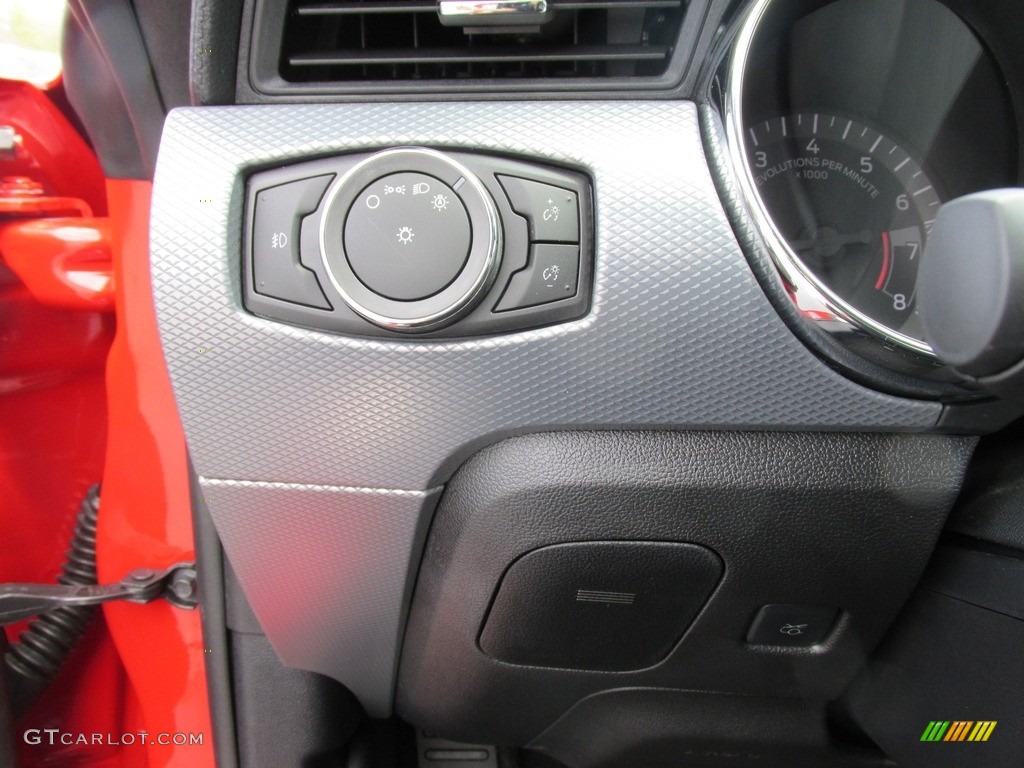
920, 721, 996, 742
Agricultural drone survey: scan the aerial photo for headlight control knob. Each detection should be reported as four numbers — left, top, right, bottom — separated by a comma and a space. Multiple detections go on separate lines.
319, 148, 502, 332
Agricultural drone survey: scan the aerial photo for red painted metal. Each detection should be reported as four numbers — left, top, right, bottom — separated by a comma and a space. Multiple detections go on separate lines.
0, 175, 93, 218
0, 78, 120, 766
0, 194, 92, 218
1, 218, 114, 311
0, 78, 106, 216
16, 618, 131, 768
97, 178, 215, 768
2, 77, 213, 767
11, 182, 216, 768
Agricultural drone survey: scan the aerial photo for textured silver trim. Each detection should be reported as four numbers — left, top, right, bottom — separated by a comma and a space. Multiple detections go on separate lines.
203, 478, 436, 496
200, 478, 441, 717
152, 102, 939, 491
151, 101, 941, 716
723, 0, 936, 359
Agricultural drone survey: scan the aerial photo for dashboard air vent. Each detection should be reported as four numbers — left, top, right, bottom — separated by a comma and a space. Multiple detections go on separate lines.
277, 1, 688, 83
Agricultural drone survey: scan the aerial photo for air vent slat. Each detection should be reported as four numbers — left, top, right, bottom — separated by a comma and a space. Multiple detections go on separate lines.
296, 1, 435, 16
275, 0, 688, 85
552, 1, 681, 9
290, 44, 668, 67
295, 0, 682, 15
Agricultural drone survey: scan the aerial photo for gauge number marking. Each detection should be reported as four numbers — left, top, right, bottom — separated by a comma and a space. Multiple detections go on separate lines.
746, 113, 942, 343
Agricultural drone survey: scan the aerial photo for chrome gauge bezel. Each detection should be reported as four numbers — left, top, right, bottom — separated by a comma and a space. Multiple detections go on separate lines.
722, 0, 937, 360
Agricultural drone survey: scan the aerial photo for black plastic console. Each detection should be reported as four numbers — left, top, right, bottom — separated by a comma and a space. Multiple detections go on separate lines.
395, 430, 975, 751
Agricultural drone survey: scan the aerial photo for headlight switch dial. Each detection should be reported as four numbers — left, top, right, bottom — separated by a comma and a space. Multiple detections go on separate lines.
243, 147, 592, 338
320, 148, 500, 331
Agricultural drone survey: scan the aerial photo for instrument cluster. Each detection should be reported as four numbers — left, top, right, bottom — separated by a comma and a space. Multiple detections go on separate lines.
714, 0, 1020, 387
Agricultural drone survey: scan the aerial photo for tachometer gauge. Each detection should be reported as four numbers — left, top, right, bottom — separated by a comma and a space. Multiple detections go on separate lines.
746, 113, 941, 344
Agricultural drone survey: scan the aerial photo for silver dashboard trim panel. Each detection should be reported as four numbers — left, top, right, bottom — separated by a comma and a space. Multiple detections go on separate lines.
200, 479, 441, 716
151, 101, 941, 715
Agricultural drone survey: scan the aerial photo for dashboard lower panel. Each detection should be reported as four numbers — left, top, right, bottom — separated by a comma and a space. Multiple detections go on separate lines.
397, 430, 974, 743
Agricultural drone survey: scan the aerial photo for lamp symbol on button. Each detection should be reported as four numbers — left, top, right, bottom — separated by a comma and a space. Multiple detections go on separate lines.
542, 264, 561, 286
396, 226, 415, 245
431, 194, 449, 212
542, 199, 560, 222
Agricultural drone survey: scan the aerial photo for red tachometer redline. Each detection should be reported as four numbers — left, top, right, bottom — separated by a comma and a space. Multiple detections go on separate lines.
875, 230, 891, 290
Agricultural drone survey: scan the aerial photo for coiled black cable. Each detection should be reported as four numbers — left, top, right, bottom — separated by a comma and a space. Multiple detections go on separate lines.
4, 485, 100, 718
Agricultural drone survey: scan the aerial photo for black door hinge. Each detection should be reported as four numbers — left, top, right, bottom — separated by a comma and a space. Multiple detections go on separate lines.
0, 562, 198, 626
